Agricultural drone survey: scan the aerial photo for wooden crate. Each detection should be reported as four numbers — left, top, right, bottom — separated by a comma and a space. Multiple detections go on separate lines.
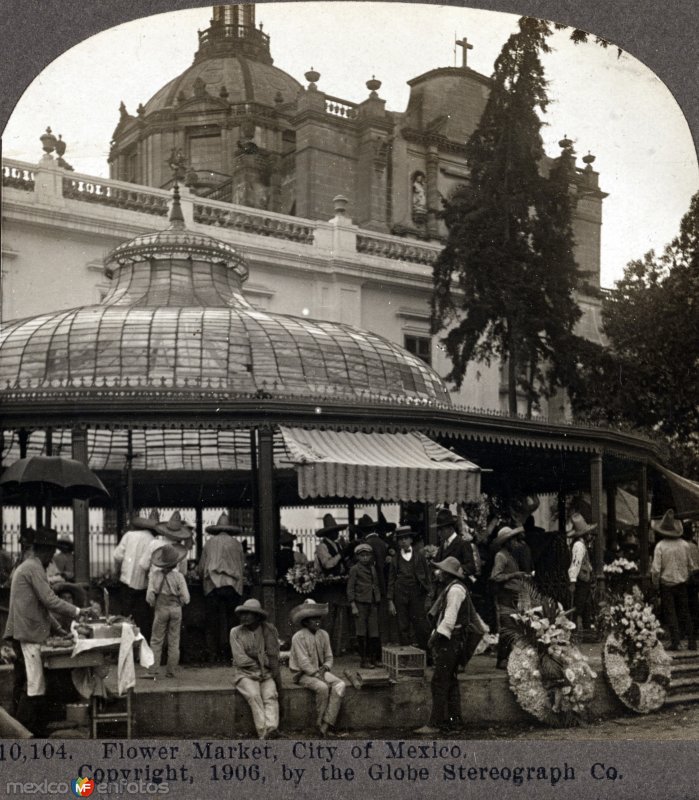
381, 645, 426, 679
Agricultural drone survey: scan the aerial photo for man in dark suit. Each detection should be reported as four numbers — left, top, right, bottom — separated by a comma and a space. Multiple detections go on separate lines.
433, 509, 477, 581
387, 526, 431, 650
276, 527, 297, 580
355, 514, 390, 596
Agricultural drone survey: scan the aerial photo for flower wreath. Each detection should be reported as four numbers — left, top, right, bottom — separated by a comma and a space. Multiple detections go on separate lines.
504, 582, 597, 726
286, 563, 318, 594
601, 589, 672, 713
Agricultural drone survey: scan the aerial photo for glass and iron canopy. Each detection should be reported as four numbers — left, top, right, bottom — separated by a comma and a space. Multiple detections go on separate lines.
0, 193, 451, 406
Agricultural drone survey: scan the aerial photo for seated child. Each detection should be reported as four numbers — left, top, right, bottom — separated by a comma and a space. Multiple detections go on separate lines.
146, 544, 190, 678
347, 543, 382, 667
289, 599, 346, 736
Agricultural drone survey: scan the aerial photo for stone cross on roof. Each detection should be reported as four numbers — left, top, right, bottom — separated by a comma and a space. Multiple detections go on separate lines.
456, 36, 474, 68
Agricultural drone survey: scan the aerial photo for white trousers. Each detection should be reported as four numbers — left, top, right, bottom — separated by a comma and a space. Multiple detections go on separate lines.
236, 677, 279, 738
298, 671, 346, 727
21, 642, 46, 697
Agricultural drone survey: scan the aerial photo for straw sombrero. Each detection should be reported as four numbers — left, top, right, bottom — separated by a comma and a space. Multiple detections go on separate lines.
651, 509, 683, 538
431, 556, 465, 581
315, 513, 348, 536
206, 513, 243, 535
290, 598, 329, 625
234, 598, 268, 618
155, 510, 195, 541
131, 509, 161, 531
492, 526, 524, 551
566, 513, 597, 540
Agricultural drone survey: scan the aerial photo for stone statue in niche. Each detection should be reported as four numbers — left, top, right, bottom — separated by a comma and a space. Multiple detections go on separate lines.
411, 171, 427, 223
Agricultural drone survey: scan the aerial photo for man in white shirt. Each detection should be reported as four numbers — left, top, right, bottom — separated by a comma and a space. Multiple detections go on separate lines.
415, 556, 483, 734
566, 513, 597, 642
198, 513, 245, 663
651, 510, 697, 651
113, 510, 159, 641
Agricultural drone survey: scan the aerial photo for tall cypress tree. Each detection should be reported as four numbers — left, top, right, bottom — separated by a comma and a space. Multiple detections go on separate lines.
431, 17, 582, 416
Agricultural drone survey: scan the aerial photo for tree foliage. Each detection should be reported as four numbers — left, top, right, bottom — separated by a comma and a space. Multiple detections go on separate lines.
569, 192, 699, 475
431, 17, 582, 416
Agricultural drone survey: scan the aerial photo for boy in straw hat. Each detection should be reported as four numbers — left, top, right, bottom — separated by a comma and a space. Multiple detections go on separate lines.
289, 599, 346, 736
566, 513, 597, 642
230, 599, 281, 739
651, 510, 697, 651
146, 544, 191, 678
416, 556, 484, 734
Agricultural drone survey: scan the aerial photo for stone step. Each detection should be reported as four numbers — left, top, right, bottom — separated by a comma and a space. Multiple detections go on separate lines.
667, 649, 699, 662
670, 663, 699, 679
664, 691, 699, 707
668, 676, 699, 694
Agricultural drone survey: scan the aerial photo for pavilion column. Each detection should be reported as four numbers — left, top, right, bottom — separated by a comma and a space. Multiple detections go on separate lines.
45, 427, 53, 528
606, 481, 618, 555
638, 463, 649, 585
425, 503, 437, 546
557, 492, 566, 534
257, 428, 277, 620
18, 429, 28, 535
590, 452, 605, 587
195, 504, 204, 561
72, 426, 91, 584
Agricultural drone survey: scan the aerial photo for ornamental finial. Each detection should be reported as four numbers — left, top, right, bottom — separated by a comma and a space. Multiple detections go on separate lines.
169, 183, 186, 229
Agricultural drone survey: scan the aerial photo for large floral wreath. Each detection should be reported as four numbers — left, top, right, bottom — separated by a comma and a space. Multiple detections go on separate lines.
504, 582, 597, 726
601, 588, 672, 713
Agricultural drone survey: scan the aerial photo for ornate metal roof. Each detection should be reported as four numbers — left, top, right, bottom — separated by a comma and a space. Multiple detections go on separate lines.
0, 191, 451, 407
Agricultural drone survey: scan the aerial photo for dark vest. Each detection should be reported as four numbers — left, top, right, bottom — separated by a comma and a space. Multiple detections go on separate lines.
395, 552, 420, 585
319, 538, 344, 576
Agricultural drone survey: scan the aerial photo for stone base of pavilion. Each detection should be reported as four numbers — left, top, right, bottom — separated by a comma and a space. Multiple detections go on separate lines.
129, 645, 622, 737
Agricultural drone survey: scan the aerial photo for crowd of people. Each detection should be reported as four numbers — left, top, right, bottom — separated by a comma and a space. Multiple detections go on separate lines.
2, 499, 698, 737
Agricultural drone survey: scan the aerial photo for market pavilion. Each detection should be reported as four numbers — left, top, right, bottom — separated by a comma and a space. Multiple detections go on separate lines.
0, 189, 661, 621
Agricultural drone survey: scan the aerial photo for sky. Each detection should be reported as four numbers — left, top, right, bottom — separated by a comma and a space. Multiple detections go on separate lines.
2, 2, 697, 288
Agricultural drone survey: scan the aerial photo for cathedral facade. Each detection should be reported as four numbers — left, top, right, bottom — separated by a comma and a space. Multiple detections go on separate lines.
2, 3, 607, 419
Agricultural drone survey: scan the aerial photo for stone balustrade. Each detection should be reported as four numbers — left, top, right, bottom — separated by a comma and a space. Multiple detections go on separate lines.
62, 176, 168, 216
324, 96, 358, 119
193, 202, 315, 243
2, 162, 35, 191
356, 233, 440, 265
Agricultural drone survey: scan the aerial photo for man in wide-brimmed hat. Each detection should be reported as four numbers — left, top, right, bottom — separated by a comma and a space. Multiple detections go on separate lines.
113, 509, 160, 641
416, 556, 484, 734
146, 544, 191, 678
4, 527, 91, 734
140, 511, 193, 578
651, 510, 697, 651
355, 513, 390, 593
567, 513, 597, 642
289, 599, 346, 736
433, 508, 477, 582
387, 526, 431, 651
276, 527, 297, 580
313, 514, 350, 654
490, 526, 532, 668
230, 598, 281, 739
198, 513, 246, 663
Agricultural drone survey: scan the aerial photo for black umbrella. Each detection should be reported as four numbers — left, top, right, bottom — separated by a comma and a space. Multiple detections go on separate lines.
0, 455, 110, 502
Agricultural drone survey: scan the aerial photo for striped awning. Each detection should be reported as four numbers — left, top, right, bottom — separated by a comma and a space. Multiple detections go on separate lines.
279, 426, 481, 503
655, 464, 699, 517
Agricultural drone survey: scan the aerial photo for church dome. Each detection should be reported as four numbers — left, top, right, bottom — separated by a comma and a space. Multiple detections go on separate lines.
143, 10, 301, 114
0, 191, 451, 407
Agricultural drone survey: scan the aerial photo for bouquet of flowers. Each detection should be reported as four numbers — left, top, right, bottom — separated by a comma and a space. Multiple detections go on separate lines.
422, 544, 439, 561
603, 558, 638, 576
504, 583, 597, 725
601, 587, 671, 712
286, 563, 318, 594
